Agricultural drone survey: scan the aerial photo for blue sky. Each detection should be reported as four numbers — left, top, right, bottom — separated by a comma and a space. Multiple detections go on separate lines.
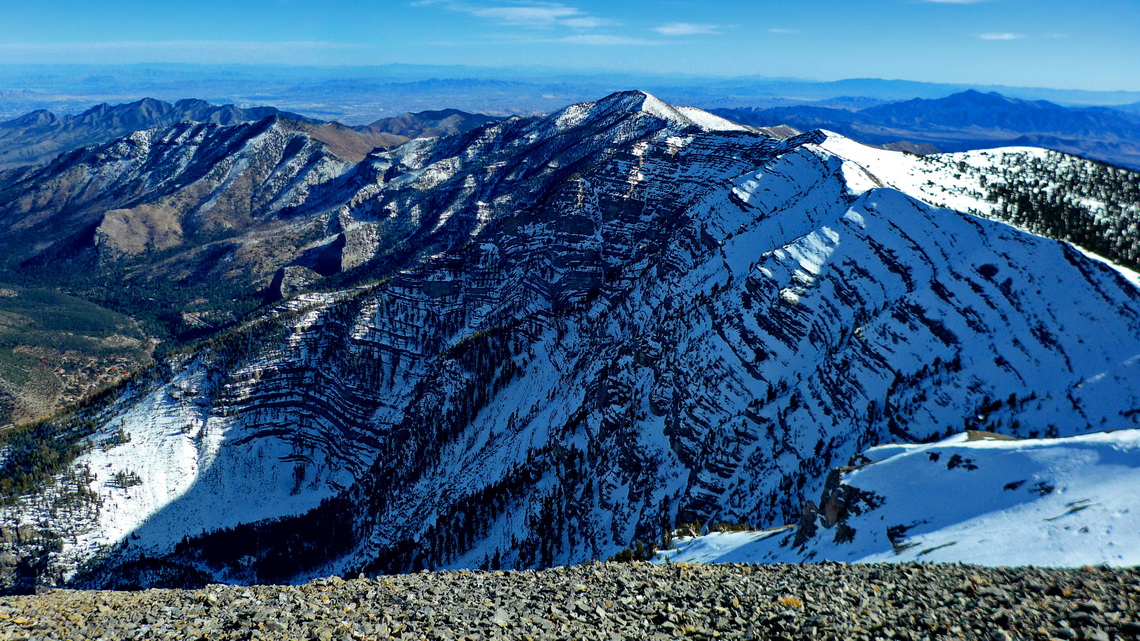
0, 0, 1137, 91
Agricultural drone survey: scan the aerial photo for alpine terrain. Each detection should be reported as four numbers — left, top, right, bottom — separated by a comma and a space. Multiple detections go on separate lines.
0, 102, 500, 425
1, 91, 1139, 593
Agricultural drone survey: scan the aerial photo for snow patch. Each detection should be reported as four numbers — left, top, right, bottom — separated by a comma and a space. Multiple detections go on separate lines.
660, 429, 1140, 568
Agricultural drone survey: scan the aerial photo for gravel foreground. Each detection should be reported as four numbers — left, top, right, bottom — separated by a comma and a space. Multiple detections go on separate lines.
0, 562, 1137, 640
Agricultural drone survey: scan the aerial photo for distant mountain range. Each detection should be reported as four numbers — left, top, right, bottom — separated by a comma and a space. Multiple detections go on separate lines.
0, 98, 318, 169
714, 90, 1140, 169
3, 64, 1140, 124
0, 98, 503, 169
5, 89, 1139, 180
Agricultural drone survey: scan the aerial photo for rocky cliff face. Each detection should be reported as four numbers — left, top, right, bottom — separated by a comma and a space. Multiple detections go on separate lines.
1, 91, 1139, 591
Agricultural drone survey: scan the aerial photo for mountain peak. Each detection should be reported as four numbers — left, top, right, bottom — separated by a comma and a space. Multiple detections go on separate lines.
357, 108, 501, 139
594, 89, 659, 108
79, 103, 113, 117
586, 90, 748, 132
594, 90, 679, 118
6, 109, 58, 128
947, 89, 1017, 104
173, 98, 212, 110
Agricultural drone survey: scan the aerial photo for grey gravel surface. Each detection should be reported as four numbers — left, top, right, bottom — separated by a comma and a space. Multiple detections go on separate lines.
0, 561, 1138, 640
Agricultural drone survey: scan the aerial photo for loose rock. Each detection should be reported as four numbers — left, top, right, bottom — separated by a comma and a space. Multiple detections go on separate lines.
0, 562, 1136, 640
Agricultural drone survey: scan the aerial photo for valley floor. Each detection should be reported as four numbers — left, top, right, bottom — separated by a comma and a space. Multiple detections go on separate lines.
0, 562, 1137, 640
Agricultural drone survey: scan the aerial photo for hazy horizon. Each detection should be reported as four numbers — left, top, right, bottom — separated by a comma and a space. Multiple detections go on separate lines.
3, 61, 1140, 126
1, 0, 1137, 93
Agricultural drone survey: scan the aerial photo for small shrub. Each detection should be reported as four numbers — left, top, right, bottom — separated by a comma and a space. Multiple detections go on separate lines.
609, 541, 656, 563
709, 522, 751, 533
776, 596, 804, 609
111, 470, 143, 489
674, 521, 702, 538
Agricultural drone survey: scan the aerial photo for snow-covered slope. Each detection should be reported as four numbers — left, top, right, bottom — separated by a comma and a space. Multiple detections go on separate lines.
659, 429, 1140, 567
818, 133, 1140, 284
2, 91, 1140, 590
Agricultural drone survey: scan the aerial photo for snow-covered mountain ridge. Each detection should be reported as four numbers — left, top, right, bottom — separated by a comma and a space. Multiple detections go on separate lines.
660, 427, 1140, 567
818, 134, 1140, 277
1, 91, 1139, 591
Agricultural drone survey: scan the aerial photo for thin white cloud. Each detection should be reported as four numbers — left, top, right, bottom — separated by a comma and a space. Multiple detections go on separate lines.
562, 17, 616, 29
422, 1, 615, 30
530, 34, 662, 45
768, 28, 800, 34
417, 1, 650, 46
978, 32, 1027, 40
653, 22, 723, 37
470, 5, 580, 28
